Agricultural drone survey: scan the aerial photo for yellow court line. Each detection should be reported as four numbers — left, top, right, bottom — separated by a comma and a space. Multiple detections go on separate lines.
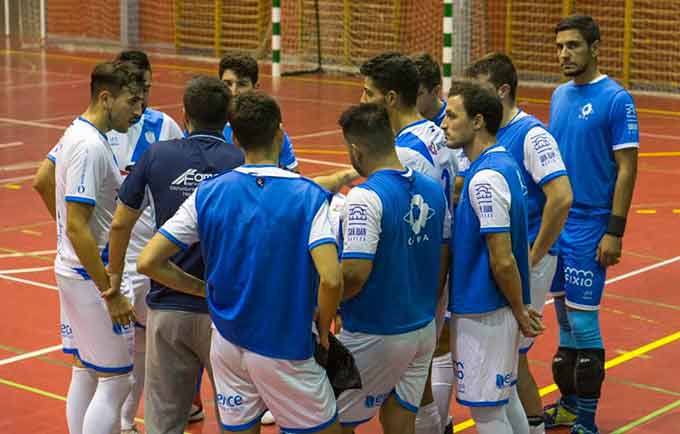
611, 398, 680, 433
0, 377, 191, 433
640, 152, 680, 157
454, 330, 680, 432
636, 209, 657, 214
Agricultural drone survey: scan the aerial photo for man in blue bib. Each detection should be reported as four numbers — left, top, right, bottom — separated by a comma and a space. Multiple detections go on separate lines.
544, 15, 639, 434
441, 81, 544, 434
136, 92, 343, 434
335, 103, 450, 434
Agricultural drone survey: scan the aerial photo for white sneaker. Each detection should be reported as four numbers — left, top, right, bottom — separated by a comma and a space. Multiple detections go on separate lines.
261, 410, 275, 425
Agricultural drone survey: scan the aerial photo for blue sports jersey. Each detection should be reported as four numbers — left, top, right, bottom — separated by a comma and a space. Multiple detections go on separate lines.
118, 131, 244, 313
341, 169, 447, 335
497, 111, 567, 247
450, 146, 530, 314
193, 167, 335, 360
223, 123, 298, 169
549, 76, 639, 213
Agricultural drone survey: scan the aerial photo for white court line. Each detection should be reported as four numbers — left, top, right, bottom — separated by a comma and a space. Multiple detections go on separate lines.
0, 79, 89, 92
0, 141, 22, 149
297, 157, 350, 168
0, 266, 53, 274
0, 160, 43, 172
0, 344, 63, 366
290, 129, 342, 140
641, 132, 680, 141
0, 273, 57, 291
0, 249, 55, 259
0, 174, 33, 184
0, 117, 64, 130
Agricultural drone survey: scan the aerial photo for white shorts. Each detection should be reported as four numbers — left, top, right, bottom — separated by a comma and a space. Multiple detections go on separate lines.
450, 307, 519, 407
520, 254, 558, 353
121, 262, 150, 327
57, 274, 134, 373
210, 332, 337, 433
336, 320, 436, 426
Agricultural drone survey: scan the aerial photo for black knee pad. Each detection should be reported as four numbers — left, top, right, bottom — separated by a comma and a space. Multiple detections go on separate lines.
574, 348, 605, 399
552, 347, 577, 396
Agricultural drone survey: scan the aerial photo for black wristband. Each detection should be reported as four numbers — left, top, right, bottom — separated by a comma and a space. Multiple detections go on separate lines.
606, 215, 627, 237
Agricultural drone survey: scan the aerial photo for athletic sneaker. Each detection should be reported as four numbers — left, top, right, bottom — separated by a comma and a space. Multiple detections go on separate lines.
571, 423, 599, 434
544, 399, 577, 429
121, 426, 140, 434
261, 410, 275, 425
188, 403, 205, 423
443, 420, 453, 434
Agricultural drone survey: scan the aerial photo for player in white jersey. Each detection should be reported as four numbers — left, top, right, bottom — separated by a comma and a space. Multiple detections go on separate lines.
38, 61, 144, 434
34, 50, 184, 434
466, 53, 573, 434
360, 52, 456, 434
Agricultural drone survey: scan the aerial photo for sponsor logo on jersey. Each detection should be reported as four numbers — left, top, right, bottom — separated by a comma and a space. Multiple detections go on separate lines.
564, 266, 594, 288
404, 194, 435, 245
579, 103, 594, 120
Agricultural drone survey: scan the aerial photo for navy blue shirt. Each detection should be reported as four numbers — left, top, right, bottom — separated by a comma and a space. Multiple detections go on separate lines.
118, 131, 245, 313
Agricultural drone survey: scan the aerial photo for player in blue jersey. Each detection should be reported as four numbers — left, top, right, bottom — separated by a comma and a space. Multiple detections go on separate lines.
360, 52, 457, 434
336, 103, 450, 434
136, 92, 343, 434
109, 76, 244, 434
543, 16, 639, 434
35, 61, 144, 434
218, 53, 298, 171
466, 53, 573, 434
442, 81, 544, 434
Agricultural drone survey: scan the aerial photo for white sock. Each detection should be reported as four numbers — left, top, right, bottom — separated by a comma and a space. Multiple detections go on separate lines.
82, 373, 133, 434
415, 402, 442, 434
505, 387, 529, 434
470, 406, 512, 434
529, 422, 545, 434
66, 366, 97, 434
121, 328, 146, 430
431, 353, 454, 430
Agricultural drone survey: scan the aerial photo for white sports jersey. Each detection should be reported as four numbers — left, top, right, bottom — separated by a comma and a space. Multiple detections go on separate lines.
395, 119, 457, 207
108, 110, 183, 264
53, 117, 122, 279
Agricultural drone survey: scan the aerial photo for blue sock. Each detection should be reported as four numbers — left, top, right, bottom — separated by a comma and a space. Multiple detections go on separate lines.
569, 309, 604, 430
195, 366, 204, 394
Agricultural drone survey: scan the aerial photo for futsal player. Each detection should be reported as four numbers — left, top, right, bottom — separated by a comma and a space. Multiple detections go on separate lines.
137, 92, 343, 434
46, 61, 144, 434
442, 80, 544, 434
544, 15, 639, 434
466, 52, 573, 434
336, 103, 450, 434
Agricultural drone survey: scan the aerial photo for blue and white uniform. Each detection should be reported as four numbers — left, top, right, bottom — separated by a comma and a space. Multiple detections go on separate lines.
336, 168, 450, 425
449, 145, 530, 407
430, 98, 447, 127
223, 123, 298, 170
53, 117, 133, 373
159, 165, 338, 432
549, 75, 639, 310
498, 110, 567, 352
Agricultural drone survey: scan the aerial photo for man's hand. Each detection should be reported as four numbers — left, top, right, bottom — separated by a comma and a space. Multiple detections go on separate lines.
103, 290, 136, 327
597, 234, 622, 267
513, 307, 545, 338
318, 331, 330, 351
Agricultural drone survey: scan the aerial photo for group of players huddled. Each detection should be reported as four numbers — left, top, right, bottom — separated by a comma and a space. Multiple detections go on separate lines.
33, 13, 638, 434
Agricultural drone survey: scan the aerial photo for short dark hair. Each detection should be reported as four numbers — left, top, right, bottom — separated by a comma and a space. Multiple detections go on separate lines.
412, 52, 442, 92
115, 50, 151, 73
555, 14, 601, 46
218, 53, 259, 85
360, 52, 419, 107
465, 52, 518, 101
231, 92, 282, 151
90, 61, 145, 101
183, 75, 231, 131
448, 80, 503, 135
338, 104, 394, 153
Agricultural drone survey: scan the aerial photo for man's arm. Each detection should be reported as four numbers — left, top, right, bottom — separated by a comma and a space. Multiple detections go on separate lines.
107, 204, 142, 294
341, 259, 373, 301
314, 168, 360, 193
310, 243, 343, 349
33, 158, 57, 219
136, 233, 205, 297
531, 176, 572, 265
598, 148, 638, 267
438, 244, 451, 301
486, 232, 543, 337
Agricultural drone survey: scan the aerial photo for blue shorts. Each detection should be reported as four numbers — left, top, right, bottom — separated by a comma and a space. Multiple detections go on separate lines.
550, 212, 608, 310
